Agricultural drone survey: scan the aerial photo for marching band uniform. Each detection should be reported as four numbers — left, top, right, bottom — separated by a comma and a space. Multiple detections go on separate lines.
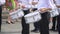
29, 0, 40, 32
17, 0, 31, 34
49, 0, 58, 31
0, 0, 5, 32
37, 0, 52, 34
54, 0, 60, 34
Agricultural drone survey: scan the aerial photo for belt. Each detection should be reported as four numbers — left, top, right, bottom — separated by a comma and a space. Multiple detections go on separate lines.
40, 12, 49, 14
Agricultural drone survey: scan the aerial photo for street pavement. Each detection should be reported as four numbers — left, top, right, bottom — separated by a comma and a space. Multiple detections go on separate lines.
1, 19, 58, 34
1, 9, 58, 34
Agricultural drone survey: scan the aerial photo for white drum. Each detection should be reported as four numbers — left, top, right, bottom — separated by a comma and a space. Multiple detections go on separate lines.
9, 9, 24, 20
24, 11, 41, 24
17, 9, 24, 18
50, 8, 59, 17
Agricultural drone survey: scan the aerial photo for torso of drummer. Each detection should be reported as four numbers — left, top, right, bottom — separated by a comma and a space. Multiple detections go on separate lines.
29, 0, 39, 8
28, 0, 39, 12
37, 0, 52, 13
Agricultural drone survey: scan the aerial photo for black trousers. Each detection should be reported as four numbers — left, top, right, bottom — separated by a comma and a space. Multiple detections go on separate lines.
21, 9, 30, 34
39, 12, 50, 34
57, 14, 60, 34
52, 16, 58, 30
34, 22, 40, 30
0, 6, 2, 32
32, 8, 40, 30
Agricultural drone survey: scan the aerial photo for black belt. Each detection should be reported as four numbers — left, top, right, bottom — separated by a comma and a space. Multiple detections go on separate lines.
32, 8, 37, 11
41, 12, 49, 15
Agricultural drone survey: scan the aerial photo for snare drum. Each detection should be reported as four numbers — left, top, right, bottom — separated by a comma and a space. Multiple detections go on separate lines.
24, 11, 41, 24
50, 8, 59, 17
9, 9, 24, 20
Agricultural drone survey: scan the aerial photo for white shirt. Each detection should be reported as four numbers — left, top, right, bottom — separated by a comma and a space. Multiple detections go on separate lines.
55, 0, 60, 6
0, 0, 5, 6
29, 0, 39, 8
18, 0, 31, 10
54, 0, 60, 14
49, 0, 57, 9
37, 0, 52, 10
